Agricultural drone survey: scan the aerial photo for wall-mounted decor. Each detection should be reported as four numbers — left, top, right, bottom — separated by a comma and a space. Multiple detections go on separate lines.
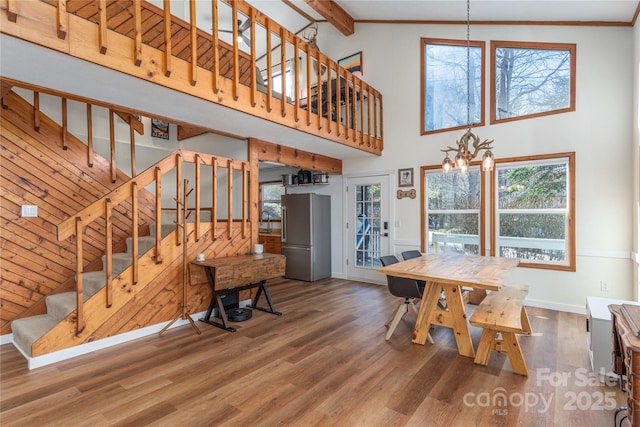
398, 168, 413, 187
338, 51, 362, 75
397, 189, 416, 200
151, 119, 169, 140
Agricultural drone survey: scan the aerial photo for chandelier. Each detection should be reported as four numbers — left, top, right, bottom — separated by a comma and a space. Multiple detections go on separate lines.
441, 0, 494, 174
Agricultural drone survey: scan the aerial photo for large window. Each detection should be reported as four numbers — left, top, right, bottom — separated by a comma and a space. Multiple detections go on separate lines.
260, 181, 285, 221
421, 38, 485, 135
492, 153, 575, 270
423, 166, 485, 255
421, 153, 575, 271
491, 41, 576, 124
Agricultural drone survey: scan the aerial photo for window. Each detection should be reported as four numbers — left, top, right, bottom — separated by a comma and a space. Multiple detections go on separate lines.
420, 152, 575, 271
421, 38, 485, 135
422, 165, 485, 255
260, 181, 285, 221
491, 153, 575, 270
491, 41, 576, 124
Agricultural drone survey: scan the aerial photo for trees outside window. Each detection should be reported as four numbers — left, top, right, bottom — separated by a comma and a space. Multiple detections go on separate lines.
492, 153, 575, 270
423, 166, 484, 255
491, 41, 576, 123
421, 38, 485, 135
421, 153, 575, 271
260, 181, 285, 220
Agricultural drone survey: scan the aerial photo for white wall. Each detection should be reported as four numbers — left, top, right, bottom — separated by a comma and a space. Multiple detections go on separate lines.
317, 22, 635, 313
634, 19, 640, 300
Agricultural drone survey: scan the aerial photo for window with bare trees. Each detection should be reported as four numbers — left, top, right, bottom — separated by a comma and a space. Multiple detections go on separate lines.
491, 41, 576, 124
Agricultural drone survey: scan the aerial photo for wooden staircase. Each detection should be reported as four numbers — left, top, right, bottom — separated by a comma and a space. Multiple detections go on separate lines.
11, 224, 169, 357
1, 88, 253, 364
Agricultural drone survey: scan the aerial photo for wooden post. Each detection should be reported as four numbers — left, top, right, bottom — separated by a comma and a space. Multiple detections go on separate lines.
280, 27, 287, 118
6, 0, 17, 22
242, 162, 247, 238
231, 1, 239, 100
130, 121, 136, 177
33, 92, 40, 131
249, 8, 257, 107
305, 44, 311, 126
210, 0, 219, 92
175, 153, 183, 246
227, 159, 233, 240
98, 0, 107, 54
293, 38, 300, 123
109, 110, 116, 182
105, 198, 113, 307
212, 156, 218, 240
163, 0, 172, 77
265, 18, 272, 112
194, 154, 201, 241
155, 166, 163, 264
61, 98, 68, 149
131, 181, 139, 285
133, 0, 142, 66
75, 217, 85, 335
86, 104, 93, 167
189, 0, 197, 86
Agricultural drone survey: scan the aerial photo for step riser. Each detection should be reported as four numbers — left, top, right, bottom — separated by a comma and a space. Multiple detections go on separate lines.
12, 230, 173, 358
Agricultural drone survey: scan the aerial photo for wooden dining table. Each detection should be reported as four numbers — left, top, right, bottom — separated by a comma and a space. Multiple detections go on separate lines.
376, 253, 519, 358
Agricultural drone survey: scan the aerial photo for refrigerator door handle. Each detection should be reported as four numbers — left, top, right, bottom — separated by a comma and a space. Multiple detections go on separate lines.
281, 206, 287, 243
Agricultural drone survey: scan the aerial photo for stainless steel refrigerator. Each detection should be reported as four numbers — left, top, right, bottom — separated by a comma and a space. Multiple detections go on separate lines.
281, 193, 331, 281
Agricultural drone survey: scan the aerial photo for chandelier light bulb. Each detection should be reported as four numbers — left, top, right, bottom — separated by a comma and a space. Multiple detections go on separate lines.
482, 150, 494, 171
442, 156, 453, 173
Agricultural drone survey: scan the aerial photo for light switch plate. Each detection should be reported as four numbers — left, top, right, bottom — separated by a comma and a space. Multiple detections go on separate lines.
21, 205, 38, 217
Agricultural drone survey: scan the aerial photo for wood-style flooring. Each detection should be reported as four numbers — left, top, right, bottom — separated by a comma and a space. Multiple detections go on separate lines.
0, 277, 626, 426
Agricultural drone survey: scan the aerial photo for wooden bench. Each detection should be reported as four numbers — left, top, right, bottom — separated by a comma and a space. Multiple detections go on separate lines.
469, 284, 532, 376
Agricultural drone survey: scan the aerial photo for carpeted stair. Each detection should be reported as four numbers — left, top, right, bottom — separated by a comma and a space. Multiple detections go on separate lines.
11, 225, 174, 357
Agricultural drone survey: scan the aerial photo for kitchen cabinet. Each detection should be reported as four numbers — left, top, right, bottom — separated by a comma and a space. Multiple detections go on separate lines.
258, 234, 281, 254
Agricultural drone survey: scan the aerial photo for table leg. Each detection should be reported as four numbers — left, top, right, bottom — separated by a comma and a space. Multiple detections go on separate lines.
442, 284, 475, 358
248, 280, 282, 316
412, 281, 441, 345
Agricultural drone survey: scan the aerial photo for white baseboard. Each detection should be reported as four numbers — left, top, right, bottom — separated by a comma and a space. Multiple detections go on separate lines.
14, 310, 207, 370
1, 333, 13, 346
524, 298, 585, 315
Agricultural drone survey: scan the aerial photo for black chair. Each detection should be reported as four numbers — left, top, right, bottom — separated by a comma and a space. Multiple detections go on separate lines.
401, 250, 422, 260
401, 250, 448, 309
379, 255, 433, 342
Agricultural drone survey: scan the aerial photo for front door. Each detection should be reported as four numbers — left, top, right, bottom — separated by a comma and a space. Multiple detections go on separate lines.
346, 174, 390, 283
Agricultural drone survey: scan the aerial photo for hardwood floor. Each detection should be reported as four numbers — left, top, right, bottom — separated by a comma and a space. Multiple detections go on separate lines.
0, 278, 626, 426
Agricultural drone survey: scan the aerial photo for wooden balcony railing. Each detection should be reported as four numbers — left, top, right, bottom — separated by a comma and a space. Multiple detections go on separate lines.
2, 0, 384, 155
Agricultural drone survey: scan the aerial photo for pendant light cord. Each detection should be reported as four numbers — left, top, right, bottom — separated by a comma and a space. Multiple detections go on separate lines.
466, 0, 471, 130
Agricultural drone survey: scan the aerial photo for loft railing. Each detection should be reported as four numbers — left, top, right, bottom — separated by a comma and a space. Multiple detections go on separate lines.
57, 149, 250, 334
2, 0, 384, 155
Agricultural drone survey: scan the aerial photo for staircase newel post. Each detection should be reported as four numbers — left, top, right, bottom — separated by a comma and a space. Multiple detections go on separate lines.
75, 217, 85, 335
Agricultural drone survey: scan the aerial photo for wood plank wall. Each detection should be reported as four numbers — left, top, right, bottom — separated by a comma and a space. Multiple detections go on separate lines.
0, 91, 157, 334
1, 89, 255, 353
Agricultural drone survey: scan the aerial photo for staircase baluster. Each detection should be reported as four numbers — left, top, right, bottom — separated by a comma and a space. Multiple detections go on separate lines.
212, 156, 218, 240
33, 92, 40, 131
132, 182, 139, 285
227, 159, 233, 240
86, 104, 93, 167
163, 0, 172, 77
195, 154, 201, 241
98, 0, 107, 54
105, 198, 113, 307
75, 217, 85, 335
155, 167, 163, 264
175, 153, 183, 246
133, 0, 142, 66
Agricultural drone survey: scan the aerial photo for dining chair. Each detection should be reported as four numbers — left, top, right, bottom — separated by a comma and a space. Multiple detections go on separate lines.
401, 250, 422, 260
401, 250, 447, 309
379, 255, 434, 343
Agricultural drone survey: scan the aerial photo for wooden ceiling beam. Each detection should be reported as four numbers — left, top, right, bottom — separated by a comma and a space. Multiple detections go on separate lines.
302, 0, 354, 36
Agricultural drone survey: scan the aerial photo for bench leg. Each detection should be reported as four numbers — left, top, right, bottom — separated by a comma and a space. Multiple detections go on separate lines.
474, 329, 495, 366
521, 306, 533, 334
474, 329, 528, 376
502, 331, 528, 376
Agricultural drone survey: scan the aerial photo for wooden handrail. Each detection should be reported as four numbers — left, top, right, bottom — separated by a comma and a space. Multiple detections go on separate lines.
56, 149, 250, 335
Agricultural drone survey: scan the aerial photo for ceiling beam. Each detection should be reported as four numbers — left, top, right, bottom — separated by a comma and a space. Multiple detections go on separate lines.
303, 0, 354, 36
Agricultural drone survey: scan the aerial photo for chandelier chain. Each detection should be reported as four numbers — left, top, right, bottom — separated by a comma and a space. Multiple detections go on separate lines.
466, 0, 471, 129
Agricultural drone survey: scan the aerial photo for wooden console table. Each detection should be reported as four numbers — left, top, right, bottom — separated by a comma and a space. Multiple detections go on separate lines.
192, 253, 285, 332
610, 304, 640, 426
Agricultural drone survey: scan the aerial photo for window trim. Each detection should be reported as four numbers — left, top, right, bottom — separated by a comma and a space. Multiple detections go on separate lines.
490, 40, 577, 125
259, 180, 285, 222
489, 152, 576, 271
420, 163, 487, 254
420, 38, 486, 135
